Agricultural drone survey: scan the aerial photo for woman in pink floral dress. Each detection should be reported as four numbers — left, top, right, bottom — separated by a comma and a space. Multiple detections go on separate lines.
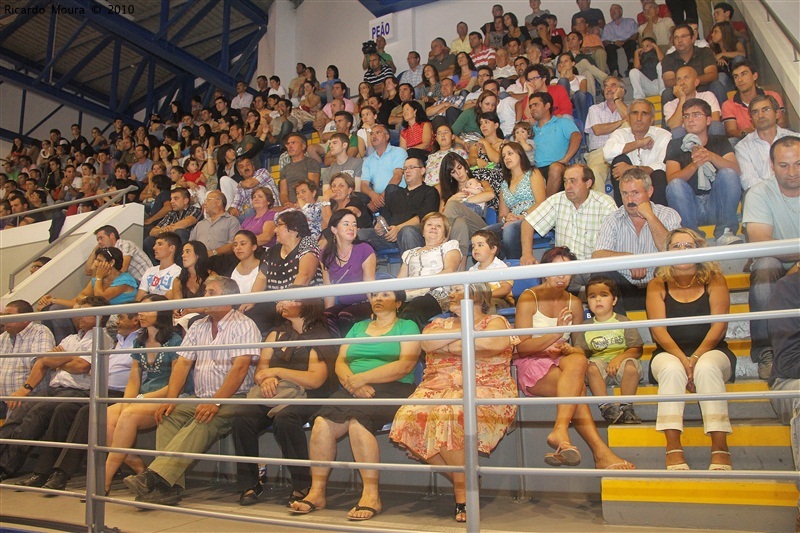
390, 282, 517, 523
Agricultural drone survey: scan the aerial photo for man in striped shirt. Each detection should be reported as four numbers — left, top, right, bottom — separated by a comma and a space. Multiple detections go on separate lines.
593, 168, 681, 310
0, 300, 55, 419
124, 276, 260, 506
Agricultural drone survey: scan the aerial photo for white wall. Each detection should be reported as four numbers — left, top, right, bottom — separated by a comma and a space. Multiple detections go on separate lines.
0, 59, 110, 160
257, 0, 646, 93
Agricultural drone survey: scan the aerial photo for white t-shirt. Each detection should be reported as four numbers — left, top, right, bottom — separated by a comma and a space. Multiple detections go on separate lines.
469, 257, 514, 295
138, 263, 182, 296
663, 90, 720, 122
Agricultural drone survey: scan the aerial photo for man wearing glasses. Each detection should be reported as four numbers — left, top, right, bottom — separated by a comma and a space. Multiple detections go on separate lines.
664, 98, 742, 245
735, 95, 797, 191
189, 190, 241, 276
357, 156, 439, 255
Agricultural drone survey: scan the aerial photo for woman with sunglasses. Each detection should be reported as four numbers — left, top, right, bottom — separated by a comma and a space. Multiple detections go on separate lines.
646, 228, 735, 471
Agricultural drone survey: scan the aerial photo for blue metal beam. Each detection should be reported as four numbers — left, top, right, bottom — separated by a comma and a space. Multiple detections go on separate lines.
153, 0, 197, 40
229, 28, 265, 77
117, 59, 148, 114
110, 39, 121, 110
221, 0, 231, 72
34, 19, 90, 83
53, 36, 114, 91
0, 0, 49, 43
171, 0, 218, 46
24, 104, 65, 138
228, 0, 270, 24
60, 0, 239, 93
1, 48, 112, 104
0, 67, 139, 125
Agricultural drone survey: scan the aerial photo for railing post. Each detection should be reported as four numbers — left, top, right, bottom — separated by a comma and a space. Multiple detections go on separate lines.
460, 289, 480, 531
86, 318, 109, 532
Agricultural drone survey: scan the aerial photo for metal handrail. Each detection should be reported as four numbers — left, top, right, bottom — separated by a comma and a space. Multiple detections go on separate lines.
0, 238, 797, 533
756, 0, 800, 61
2, 237, 798, 323
5, 185, 138, 293
0, 185, 136, 221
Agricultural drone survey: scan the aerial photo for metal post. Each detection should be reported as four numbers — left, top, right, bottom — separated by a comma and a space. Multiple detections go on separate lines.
86, 318, 109, 532
460, 289, 480, 531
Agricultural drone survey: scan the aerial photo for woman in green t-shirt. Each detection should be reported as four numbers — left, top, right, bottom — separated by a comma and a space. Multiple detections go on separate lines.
289, 290, 420, 522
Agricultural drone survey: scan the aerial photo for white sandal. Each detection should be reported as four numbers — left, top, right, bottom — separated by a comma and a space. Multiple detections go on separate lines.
666, 449, 690, 471
709, 450, 732, 471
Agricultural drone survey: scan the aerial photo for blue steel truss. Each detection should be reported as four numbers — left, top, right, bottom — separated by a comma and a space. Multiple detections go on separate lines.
0, 0, 268, 139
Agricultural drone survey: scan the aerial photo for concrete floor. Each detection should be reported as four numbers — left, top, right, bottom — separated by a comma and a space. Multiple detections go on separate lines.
1, 478, 754, 533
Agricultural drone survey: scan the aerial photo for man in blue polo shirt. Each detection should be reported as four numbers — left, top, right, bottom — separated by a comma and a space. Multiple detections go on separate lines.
529, 92, 582, 196
360, 124, 408, 211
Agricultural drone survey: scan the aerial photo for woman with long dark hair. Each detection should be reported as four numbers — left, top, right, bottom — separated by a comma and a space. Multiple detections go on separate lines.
438, 152, 496, 261
483, 142, 546, 259
321, 210, 377, 336
104, 294, 186, 495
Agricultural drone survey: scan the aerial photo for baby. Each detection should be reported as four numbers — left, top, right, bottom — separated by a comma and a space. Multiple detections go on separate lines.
513, 122, 536, 165
460, 177, 487, 216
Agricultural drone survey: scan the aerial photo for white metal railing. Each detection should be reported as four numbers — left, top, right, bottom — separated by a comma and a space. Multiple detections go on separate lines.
5, 185, 138, 292
0, 238, 798, 533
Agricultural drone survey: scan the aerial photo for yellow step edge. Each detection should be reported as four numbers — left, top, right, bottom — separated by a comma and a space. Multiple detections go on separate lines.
642, 338, 750, 360
628, 302, 749, 321
616, 379, 767, 397
602, 478, 799, 507
607, 423, 790, 448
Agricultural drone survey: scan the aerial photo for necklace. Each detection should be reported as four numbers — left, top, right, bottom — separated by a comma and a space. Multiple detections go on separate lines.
336, 244, 353, 265
673, 274, 697, 289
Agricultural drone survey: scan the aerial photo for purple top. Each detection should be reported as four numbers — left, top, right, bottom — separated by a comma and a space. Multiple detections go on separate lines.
325, 241, 375, 305
241, 209, 277, 247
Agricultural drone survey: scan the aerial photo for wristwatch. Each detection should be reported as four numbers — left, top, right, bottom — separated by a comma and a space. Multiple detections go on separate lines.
23, 383, 33, 391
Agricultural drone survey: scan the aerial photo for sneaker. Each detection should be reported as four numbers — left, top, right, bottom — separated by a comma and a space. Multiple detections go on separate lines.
758, 351, 774, 380
42, 469, 68, 491
621, 405, 642, 424
600, 404, 624, 424
16, 473, 48, 488
136, 481, 182, 506
123, 469, 157, 498
715, 228, 744, 246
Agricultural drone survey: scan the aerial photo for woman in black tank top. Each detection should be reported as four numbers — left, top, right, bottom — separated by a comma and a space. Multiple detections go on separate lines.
647, 229, 735, 471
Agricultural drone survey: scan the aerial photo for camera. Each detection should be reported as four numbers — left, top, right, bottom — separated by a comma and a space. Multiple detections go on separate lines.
362, 40, 378, 55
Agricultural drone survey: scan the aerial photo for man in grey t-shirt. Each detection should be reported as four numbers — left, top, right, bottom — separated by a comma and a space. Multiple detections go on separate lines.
279, 133, 322, 207
320, 133, 363, 194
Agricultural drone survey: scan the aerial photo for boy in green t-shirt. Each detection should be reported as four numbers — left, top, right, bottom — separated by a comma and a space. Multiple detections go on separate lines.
565, 276, 644, 424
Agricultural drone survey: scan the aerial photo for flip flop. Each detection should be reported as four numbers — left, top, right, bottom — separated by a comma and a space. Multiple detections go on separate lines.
544, 442, 581, 467
347, 505, 380, 521
604, 461, 635, 470
289, 499, 318, 514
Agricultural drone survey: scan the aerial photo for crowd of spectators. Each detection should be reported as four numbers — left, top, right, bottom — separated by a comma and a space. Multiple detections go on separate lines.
1, 0, 798, 525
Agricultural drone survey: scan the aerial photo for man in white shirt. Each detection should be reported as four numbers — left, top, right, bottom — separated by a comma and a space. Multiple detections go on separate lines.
584, 76, 628, 194
735, 95, 797, 191
0, 298, 112, 481
603, 99, 671, 205
230, 81, 253, 112
663, 66, 721, 134
136, 232, 182, 301
124, 276, 260, 506
15, 312, 136, 490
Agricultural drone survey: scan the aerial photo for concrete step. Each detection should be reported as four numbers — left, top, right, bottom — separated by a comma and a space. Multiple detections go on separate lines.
518, 379, 776, 424
607, 421, 793, 470
602, 478, 799, 532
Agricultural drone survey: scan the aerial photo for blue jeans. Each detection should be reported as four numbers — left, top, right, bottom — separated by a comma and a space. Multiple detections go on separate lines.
749, 257, 787, 362
665, 167, 741, 238
357, 226, 424, 255
484, 219, 523, 260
